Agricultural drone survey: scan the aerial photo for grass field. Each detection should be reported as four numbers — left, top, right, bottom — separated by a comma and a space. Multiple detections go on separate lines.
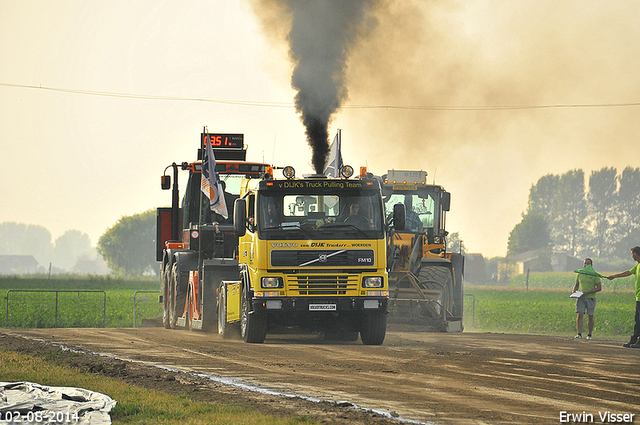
464, 287, 636, 336
463, 271, 636, 336
0, 275, 163, 329
2, 273, 637, 337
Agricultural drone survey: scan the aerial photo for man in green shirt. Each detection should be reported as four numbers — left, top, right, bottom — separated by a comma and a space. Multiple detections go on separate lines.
607, 246, 640, 348
572, 258, 602, 340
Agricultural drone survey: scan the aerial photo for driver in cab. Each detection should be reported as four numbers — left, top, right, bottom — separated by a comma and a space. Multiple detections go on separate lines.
262, 199, 281, 228
343, 201, 370, 228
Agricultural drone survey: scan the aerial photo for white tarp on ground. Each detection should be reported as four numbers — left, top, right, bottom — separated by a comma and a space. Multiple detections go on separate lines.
0, 382, 116, 424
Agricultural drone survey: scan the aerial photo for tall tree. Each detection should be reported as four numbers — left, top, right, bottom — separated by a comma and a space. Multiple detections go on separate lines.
0, 222, 53, 265
53, 230, 93, 270
528, 174, 559, 223
617, 167, 640, 231
612, 167, 640, 257
97, 209, 156, 276
521, 167, 640, 261
588, 167, 618, 257
446, 232, 465, 254
554, 169, 587, 257
507, 212, 551, 256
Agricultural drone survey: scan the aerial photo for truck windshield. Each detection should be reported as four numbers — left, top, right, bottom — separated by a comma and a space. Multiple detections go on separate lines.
384, 191, 436, 233
258, 190, 384, 240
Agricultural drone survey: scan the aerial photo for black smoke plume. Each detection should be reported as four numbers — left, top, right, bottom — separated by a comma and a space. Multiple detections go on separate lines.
282, 0, 375, 173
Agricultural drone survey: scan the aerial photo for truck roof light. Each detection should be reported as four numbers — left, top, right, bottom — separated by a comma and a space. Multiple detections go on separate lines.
359, 166, 367, 178
283, 166, 295, 179
340, 165, 354, 178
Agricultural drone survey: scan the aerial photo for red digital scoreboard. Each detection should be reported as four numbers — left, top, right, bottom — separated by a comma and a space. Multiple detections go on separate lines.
201, 133, 244, 150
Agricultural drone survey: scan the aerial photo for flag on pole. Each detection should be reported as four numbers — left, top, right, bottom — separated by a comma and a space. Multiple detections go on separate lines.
201, 135, 229, 219
574, 264, 604, 278
323, 129, 343, 177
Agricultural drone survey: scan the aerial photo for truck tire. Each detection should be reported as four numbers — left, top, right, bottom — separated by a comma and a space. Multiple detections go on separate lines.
162, 263, 171, 329
418, 264, 454, 313
217, 284, 234, 339
240, 286, 267, 343
360, 312, 387, 345
186, 285, 194, 331
169, 263, 187, 329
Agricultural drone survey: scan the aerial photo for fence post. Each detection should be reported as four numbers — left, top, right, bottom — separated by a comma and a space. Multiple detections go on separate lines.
55, 291, 59, 328
133, 290, 161, 328
464, 293, 476, 329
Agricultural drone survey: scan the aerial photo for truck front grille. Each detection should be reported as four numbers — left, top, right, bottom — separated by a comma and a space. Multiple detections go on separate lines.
288, 275, 359, 295
271, 249, 375, 268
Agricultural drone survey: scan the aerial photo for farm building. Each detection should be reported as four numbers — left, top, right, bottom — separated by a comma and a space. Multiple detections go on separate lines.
0, 255, 41, 274
498, 251, 582, 282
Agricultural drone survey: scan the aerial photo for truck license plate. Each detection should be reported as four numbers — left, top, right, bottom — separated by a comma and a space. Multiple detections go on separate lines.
309, 304, 337, 311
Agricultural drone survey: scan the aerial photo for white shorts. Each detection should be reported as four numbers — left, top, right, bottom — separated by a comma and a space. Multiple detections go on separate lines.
576, 297, 596, 316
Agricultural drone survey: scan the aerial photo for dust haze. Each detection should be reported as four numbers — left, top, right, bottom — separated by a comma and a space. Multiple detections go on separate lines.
250, 0, 640, 256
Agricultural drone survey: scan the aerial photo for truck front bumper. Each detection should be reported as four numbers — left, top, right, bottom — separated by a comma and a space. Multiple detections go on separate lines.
252, 296, 388, 313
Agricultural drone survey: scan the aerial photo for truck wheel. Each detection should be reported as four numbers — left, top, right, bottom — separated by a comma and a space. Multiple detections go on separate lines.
418, 264, 454, 313
186, 286, 194, 331
240, 286, 267, 343
162, 263, 171, 329
217, 284, 233, 339
360, 312, 387, 345
169, 263, 186, 329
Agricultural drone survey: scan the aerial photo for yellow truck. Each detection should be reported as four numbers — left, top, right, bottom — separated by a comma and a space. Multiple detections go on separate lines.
218, 166, 403, 344
377, 170, 464, 332
157, 131, 402, 344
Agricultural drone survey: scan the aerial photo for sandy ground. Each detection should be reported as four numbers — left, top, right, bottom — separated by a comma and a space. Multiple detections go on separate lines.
1, 326, 639, 425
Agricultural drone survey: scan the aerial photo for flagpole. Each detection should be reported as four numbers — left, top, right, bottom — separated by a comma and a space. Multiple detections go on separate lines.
199, 133, 207, 227
338, 129, 341, 174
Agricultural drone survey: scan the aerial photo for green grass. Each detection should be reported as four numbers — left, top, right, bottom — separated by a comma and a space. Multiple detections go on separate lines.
464, 286, 636, 336
0, 348, 318, 425
3, 273, 637, 337
502, 271, 635, 291
1, 276, 162, 328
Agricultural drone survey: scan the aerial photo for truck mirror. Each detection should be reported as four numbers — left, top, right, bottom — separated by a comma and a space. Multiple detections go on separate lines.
161, 175, 171, 190
393, 203, 405, 231
234, 198, 247, 236
442, 191, 451, 212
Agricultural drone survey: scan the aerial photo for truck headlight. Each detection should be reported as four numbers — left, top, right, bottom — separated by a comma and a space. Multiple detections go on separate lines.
261, 277, 283, 289
363, 276, 383, 288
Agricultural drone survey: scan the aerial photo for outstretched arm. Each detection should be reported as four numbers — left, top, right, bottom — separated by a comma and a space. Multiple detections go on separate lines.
606, 271, 632, 280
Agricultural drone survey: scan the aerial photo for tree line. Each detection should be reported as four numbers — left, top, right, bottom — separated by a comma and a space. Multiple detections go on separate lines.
0, 223, 95, 272
0, 209, 156, 276
508, 166, 640, 260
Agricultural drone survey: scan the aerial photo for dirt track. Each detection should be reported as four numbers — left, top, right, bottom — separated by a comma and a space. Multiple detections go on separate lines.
2, 327, 639, 425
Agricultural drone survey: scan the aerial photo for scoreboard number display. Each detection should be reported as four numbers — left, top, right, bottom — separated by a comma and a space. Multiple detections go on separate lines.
201, 133, 244, 149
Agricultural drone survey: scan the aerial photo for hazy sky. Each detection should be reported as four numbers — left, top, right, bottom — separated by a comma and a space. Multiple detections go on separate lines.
2, 1, 639, 258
